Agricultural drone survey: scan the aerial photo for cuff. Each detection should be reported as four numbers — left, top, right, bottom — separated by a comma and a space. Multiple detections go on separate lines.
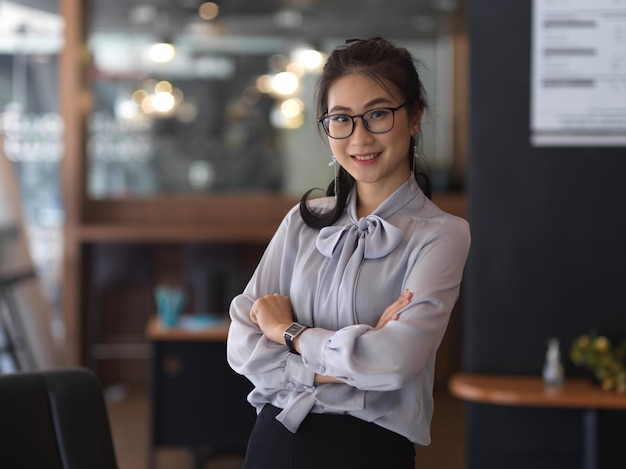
284, 352, 315, 390
298, 327, 334, 375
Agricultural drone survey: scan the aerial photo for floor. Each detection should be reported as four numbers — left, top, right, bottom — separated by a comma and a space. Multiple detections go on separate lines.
106, 386, 466, 469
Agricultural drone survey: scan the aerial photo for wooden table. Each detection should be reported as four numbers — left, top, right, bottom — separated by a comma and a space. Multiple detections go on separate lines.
449, 373, 626, 469
146, 315, 231, 342
146, 316, 255, 469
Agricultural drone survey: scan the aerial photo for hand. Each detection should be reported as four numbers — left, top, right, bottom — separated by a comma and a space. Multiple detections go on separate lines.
315, 374, 343, 384
250, 293, 294, 344
375, 289, 412, 330
315, 292, 412, 385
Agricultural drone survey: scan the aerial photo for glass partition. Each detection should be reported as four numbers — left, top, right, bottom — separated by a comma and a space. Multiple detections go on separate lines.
86, 0, 459, 199
0, 1, 64, 324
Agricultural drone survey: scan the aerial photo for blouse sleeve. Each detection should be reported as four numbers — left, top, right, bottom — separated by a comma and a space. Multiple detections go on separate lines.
298, 216, 471, 391
226, 208, 317, 394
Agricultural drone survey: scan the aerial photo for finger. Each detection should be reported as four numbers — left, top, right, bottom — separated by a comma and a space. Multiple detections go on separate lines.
398, 290, 412, 305
250, 301, 259, 324
389, 293, 411, 312
391, 290, 410, 305
379, 293, 410, 321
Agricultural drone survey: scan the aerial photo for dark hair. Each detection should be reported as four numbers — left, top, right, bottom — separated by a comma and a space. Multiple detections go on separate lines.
299, 37, 431, 229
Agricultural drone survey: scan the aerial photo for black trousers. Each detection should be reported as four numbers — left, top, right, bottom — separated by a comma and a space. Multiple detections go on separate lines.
243, 404, 416, 469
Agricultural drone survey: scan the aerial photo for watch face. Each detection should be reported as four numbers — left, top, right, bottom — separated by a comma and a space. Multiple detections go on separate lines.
285, 323, 305, 337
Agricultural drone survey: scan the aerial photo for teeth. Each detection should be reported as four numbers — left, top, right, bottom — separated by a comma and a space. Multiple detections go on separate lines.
354, 153, 379, 161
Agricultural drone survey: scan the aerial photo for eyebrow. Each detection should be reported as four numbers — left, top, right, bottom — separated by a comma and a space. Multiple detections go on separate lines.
328, 97, 394, 114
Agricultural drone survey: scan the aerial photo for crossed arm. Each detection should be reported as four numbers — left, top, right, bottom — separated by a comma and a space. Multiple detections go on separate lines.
249, 289, 413, 384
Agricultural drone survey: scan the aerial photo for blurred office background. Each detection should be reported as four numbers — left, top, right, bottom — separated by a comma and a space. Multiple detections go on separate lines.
1, 0, 467, 468
0, 0, 465, 357
5, 1, 625, 469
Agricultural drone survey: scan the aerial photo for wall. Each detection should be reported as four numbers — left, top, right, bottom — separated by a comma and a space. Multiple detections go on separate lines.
465, 1, 626, 468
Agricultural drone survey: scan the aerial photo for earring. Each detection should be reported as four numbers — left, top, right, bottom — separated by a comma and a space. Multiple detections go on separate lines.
329, 155, 339, 198
410, 140, 419, 172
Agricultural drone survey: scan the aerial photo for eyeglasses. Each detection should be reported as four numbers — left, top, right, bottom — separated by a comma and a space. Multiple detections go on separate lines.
318, 103, 407, 139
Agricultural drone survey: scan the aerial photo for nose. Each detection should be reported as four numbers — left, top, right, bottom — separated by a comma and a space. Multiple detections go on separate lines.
351, 116, 374, 142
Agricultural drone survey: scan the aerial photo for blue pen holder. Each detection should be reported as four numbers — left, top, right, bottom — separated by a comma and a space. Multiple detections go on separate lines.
155, 286, 188, 327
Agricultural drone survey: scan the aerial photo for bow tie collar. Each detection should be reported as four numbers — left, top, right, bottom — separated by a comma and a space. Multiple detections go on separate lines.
316, 215, 404, 259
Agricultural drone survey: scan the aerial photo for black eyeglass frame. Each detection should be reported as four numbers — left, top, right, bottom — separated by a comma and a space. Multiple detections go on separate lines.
318, 103, 407, 139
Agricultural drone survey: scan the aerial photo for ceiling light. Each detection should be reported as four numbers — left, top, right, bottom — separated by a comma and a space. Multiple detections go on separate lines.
148, 42, 175, 63
198, 2, 219, 21
152, 92, 176, 113
272, 72, 299, 96
154, 80, 173, 93
281, 98, 304, 118
271, 102, 304, 129
291, 48, 325, 72
256, 75, 274, 94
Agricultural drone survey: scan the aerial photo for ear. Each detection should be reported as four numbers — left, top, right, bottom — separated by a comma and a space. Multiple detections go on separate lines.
411, 109, 424, 134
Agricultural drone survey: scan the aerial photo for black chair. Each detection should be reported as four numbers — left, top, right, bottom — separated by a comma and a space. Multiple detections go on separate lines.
0, 367, 118, 469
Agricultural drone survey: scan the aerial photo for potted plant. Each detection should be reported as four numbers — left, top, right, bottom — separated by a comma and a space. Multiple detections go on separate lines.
569, 331, 626, 394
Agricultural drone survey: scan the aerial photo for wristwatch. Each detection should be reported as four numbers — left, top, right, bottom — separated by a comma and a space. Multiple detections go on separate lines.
283, 322, 307, 354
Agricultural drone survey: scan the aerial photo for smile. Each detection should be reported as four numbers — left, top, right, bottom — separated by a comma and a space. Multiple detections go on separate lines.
352, 152, 381, 161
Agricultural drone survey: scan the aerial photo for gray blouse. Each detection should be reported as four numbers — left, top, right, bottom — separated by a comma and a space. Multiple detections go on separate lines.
227, 176, 471, 445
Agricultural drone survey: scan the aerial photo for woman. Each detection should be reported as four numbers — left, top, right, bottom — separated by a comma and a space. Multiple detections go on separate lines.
227, 37, 471, 469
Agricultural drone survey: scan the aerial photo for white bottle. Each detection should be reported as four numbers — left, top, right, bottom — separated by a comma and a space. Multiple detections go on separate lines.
542, 338, 565, 387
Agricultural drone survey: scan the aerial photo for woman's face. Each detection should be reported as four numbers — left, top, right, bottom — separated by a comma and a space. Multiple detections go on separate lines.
325, 73, 420, 196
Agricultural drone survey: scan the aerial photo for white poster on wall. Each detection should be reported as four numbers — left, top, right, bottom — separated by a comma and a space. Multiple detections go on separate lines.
530, 0, 626, 146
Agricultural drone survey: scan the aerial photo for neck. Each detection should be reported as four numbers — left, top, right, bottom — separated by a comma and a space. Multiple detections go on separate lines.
355, 172, 411, 218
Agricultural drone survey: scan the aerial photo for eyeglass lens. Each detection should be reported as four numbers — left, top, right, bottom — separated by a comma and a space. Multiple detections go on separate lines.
322, 108, 396, 139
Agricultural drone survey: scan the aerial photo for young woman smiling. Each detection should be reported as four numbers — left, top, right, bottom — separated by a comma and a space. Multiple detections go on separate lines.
227, 37, 471, 469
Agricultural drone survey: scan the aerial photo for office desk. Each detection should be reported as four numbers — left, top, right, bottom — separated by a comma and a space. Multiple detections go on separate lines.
146, 316, 255, 469
449, 373, 626, 469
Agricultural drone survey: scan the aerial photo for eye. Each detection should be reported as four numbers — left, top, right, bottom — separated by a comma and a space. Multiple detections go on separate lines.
328, 114, 352, 124
366, 109, 391, 121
